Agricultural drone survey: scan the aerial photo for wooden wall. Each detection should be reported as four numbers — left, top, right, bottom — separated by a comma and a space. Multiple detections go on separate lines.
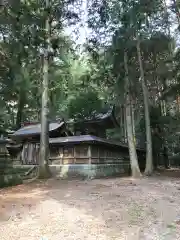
13, 142, 130, 166
91, 145, 128, 164
49, 144, 90, 165
13, 143, 90, 165
0, 144, 9, 161
49, 144, 128, 165
18, 143, 39, 165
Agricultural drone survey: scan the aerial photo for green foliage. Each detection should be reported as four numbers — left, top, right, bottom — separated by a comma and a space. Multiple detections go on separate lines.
0, 0, 180, 160
0, 0, 81, 131
139, 106, 176, 130
68, 90, 103, 120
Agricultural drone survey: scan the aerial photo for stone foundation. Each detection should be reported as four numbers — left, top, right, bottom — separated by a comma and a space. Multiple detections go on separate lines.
0, 174, 22, 188
12, 163, 130, 179
47, 163, 130, 179
0, 157, 23, 188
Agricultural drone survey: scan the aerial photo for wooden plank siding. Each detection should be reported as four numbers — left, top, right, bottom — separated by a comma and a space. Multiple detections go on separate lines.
0, 144, 10, 161
13, 143, 129, 166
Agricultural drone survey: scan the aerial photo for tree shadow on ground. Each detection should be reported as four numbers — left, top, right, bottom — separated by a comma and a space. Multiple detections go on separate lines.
1, 176, 180, 239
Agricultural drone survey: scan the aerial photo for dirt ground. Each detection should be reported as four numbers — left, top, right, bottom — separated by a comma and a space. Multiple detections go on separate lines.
1, 175, 180, 240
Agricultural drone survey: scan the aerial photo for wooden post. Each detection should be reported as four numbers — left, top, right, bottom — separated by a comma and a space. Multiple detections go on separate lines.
73, 146, 76, 164
88, 145, 91, 164
97, 147, 100, 163
105, 149, 107, 163
120, 105, 124, 140
87, 145, 92, 179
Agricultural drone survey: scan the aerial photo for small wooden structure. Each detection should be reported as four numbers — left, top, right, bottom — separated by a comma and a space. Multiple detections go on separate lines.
7, 106, 145, 178
0, 138, 10, 177
0, 139, 9, 161
49, 135, 132, 177
8, 120, 72, 165
49, 135, 130, 164
8, 134, 145, 178
70, 105, 120, 138
47, 135, 145, 177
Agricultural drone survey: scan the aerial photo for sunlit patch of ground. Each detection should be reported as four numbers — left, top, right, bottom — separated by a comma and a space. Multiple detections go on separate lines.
1, 176, 180, 239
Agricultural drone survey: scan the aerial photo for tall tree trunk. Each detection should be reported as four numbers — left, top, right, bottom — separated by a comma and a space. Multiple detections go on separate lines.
130, 99, 136, 145
162, 0, 171, 117
172, 0, 180, 24
136, 33, 153, 175
16, 88, 25, 130
38, 0, 51, 179
124, 51, 141, 178
123, 106, 127, 143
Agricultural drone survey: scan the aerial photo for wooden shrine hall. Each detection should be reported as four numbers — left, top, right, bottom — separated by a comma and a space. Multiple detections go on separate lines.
7, 106, 145, 178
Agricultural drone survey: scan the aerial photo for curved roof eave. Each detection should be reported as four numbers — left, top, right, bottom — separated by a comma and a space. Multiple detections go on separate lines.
9, 121, 65, 138
73, 105, 120, 128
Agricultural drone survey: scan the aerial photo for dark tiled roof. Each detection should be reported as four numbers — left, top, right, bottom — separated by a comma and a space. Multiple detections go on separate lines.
49, 135, 145, 152
10, 122, 64, 137
68, 105, 117, 123
68, 105, 120, 130
49, 135, 120, 147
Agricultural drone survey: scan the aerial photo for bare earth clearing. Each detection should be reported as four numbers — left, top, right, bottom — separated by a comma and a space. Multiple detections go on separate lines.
1, 175, 180, 239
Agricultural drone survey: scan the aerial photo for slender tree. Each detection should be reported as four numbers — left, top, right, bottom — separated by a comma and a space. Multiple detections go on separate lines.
124, 50, 141, 177
38, 0, 51, 178
136, 33, 153, 175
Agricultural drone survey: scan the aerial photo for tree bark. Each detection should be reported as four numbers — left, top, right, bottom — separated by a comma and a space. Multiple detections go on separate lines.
38, 0, 51, 179
124, 51, 141, 178
136, 33, 153, 175
130, 99, 136, 145
16, 88, 25, 130
172, 0, 180, 24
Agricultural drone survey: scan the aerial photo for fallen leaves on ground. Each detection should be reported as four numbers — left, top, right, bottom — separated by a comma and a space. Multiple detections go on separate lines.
0, 176, 180, 239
